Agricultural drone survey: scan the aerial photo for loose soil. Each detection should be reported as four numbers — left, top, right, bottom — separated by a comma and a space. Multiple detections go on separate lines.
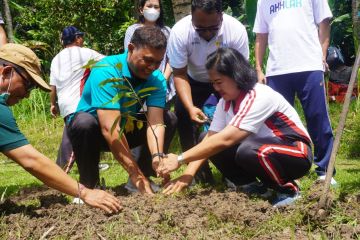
0, 182, 359, 239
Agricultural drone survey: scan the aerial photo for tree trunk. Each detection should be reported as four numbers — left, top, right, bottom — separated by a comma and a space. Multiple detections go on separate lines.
172, 0, 191, 22
352, 0, 360, 49
3, 0, 13, 43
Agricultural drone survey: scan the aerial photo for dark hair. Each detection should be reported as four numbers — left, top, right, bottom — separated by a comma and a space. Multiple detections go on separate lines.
191, 0, 222, 14
130, 26, 167, 50
206, 48, 257, 92
138, 0, 165, 28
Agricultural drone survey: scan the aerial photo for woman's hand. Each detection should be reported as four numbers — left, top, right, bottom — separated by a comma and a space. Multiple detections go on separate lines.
162, 174, 193, 195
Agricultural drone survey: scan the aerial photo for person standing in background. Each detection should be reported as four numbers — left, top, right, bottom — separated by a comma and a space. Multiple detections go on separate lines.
253, 0, 336, 184
50, 26, 104, 170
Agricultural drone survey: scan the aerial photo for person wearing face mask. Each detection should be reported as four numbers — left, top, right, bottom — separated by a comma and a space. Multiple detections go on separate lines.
0, 43, 121, 213
166, 0, 249, 184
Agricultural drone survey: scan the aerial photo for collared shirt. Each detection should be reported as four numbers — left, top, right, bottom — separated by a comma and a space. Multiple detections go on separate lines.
167, 14, 249, 83
75, 50, 167, 118
253, 0, 332, 76
209, 83, 311, 144
0, 95, 29, 152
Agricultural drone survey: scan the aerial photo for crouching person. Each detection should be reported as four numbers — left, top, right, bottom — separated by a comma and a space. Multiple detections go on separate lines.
158, 48, 313, 207
67, 26, 174, 194
0, 43, 121, 213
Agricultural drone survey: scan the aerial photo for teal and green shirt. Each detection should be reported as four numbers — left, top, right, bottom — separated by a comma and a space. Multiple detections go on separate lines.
0, 96, 29, 152
76, 51, 167, 117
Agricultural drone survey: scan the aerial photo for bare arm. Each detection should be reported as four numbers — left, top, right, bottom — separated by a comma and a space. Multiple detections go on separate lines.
4, 145, 121, 213
173, 67, 207, 123
163, 62, 172, 81
50, 85, 58, 117
97, 109, 153, 194
319, 18, 331, 71
255, 33, 268, 83
0, 25, 7, 47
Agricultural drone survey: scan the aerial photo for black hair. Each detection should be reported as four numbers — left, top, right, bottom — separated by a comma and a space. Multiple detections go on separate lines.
130, 26, 167, 50
206, 48, 257, 92
191, 0, 222, 14
138, 0, 166, 28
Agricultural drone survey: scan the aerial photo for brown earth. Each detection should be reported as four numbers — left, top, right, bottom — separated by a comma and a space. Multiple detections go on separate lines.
0, 182, 359, 239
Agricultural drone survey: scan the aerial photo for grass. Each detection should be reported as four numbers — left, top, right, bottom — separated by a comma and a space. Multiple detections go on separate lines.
1, 90, 360, 237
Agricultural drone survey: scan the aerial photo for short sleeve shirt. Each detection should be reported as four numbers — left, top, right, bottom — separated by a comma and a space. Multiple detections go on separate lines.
167, 14, 249, 83
209, 83, 311, 144
50, 46, 104, 117
0, 97, 29, 152
76, 51, 167, 117
253, 0, 332, 76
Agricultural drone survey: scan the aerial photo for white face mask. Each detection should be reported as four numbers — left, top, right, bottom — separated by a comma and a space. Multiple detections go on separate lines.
0, 71, 13, 103
143, 8, 160, 22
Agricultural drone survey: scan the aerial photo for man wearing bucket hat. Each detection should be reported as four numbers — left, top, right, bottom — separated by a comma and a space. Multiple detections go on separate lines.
0, 43, 121, 213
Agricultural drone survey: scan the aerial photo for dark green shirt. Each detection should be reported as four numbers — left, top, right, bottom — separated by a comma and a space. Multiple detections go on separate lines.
0, 95, 29, 152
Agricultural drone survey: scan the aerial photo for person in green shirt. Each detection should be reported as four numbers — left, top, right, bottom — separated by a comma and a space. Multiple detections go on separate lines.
0, 43, 121, 214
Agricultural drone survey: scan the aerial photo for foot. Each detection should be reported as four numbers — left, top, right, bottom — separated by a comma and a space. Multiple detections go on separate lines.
225, 178, 272, 198
272, 191, 301, 207
124, 178, 160, 193
72, 197, 84, 204
317, 175, 338, 186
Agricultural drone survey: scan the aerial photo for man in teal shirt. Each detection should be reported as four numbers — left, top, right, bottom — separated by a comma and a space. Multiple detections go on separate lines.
68, 26, 172, 194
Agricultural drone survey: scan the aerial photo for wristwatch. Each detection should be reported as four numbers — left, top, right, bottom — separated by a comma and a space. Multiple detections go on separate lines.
177, 153, 185, 165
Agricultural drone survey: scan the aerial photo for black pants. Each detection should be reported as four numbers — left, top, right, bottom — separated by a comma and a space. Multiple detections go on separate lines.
67, 110, 177, 188
56, 116, 74, 168
210, 136, 312, 193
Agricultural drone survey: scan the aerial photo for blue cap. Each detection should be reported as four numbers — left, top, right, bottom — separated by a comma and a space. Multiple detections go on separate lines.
61, 26, 84, 45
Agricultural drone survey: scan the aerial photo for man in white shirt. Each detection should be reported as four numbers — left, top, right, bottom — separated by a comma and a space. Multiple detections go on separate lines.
253, 0, 336, 183
167, 0, 249, 183
0, 13, 7, 47
50, 26, 104, 168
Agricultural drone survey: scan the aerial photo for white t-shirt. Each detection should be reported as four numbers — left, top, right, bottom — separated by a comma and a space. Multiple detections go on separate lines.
253, 0, 332, 76
50, 46, 104, 117
209, 83, 311, 144
167, 14, 249, 83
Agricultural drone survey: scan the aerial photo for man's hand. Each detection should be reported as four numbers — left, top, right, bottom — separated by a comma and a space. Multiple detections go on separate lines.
81, 188, 122, 214
162, 174, 193, 195
323, 57, 329, 73
256, 69, 266, 84
189, 106, 208, 124
152, 155, 170, 184
50, 104, 58, 117
157, 153, 180, 176
129, 173, 154, 195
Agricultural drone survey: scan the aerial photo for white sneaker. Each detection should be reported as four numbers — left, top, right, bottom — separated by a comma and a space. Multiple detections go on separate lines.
72, 197, 84, 204
124, 178, 160, 193
99, 163, 109, 171
317, 175, 338, 186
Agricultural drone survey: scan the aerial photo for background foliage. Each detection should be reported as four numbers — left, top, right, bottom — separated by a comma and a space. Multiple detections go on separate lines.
11, 0, 134, 73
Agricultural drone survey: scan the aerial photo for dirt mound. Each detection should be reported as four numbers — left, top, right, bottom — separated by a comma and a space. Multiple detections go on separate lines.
0, 184, 359, 239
